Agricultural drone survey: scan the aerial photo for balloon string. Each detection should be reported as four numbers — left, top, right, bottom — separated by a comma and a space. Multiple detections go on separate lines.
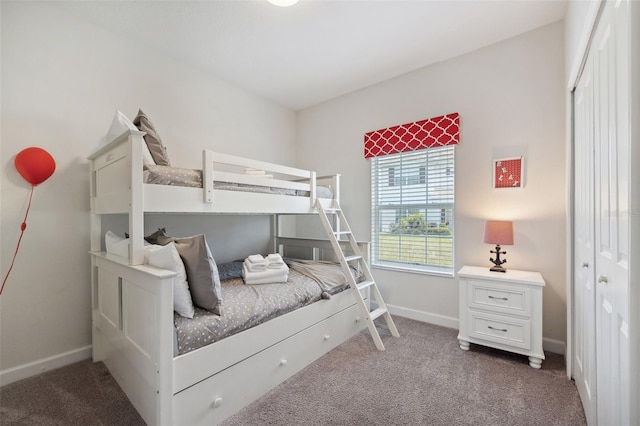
0, 186, 34, 296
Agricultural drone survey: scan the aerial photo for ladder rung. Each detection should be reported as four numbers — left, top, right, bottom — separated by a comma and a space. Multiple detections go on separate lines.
344, 255, 362, 262
357, 280, 375, 291
333, 231, 352, 236
325, 208, 341, 213
368, 307, 387, 321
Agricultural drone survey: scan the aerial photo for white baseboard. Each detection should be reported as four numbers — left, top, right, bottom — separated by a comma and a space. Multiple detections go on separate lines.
387, 304, 566, 355
542, 337, 566, 355
0, 345, 92, 387
387, 304, 459, 330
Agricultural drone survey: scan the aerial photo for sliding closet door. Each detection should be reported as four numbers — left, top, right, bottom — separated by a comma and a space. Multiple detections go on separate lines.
593, 0, 631, 424
573, 50, 596, 425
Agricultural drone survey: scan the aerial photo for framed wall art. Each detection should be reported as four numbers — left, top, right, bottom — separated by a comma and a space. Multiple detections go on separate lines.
493, 156, 524, 189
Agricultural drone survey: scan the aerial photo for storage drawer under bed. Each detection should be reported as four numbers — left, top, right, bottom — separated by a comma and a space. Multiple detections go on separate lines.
173, 303, 365, 425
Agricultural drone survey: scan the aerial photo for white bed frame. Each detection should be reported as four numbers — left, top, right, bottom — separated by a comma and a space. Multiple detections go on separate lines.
88, 130, 368, 425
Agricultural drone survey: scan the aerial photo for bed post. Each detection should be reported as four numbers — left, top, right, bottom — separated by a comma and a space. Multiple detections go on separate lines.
309, 171, 317, 208
89, 158, 101, 361
333, 174, 341, 207
129, 132, 145, 265
272, 214, 280, 255
203, 150, 214, 203
156, 274, 175, 425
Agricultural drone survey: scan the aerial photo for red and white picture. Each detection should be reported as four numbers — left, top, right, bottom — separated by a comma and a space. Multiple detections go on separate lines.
493, 157, 523, 188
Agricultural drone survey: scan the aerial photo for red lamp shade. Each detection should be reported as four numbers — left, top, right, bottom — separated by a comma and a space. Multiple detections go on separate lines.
484, 221, 514, 246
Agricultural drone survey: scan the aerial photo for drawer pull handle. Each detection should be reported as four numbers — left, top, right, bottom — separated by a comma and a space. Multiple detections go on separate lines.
212, 397, 223, 408
488, 295, 508, 301
597, 275, 608, 284
280, 359, 287, 366
488, 325, 508, 332
582, 261, 590, 268
324, 334, 330, 340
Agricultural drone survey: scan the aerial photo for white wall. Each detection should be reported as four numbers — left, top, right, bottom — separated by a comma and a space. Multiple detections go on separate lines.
296, 22, 567, 345
0, 2, 295, 378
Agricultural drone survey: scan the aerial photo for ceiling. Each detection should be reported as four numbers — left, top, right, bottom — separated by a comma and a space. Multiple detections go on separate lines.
61, 0, 567, 110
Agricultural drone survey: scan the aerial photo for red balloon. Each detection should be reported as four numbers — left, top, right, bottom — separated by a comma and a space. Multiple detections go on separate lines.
15, 147, 56, 186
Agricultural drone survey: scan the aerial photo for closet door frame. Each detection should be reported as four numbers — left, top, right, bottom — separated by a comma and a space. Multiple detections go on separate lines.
567, 0, 604, 384
572, 49, 597, 424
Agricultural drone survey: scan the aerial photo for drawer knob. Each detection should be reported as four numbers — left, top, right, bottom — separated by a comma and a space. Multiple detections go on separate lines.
324, 334, 330, 340
597, 275, 608, 284
488, 295, 508, 301
355, 317, 361, 323
581, 261, 590, 268
488, 325, 508, 333
212, 397, 223, 408
280, 359, 287, 366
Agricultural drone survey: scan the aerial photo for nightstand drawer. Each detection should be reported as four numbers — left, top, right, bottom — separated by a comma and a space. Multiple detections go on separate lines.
468, 310, 531, 350
468, 280, 531, 317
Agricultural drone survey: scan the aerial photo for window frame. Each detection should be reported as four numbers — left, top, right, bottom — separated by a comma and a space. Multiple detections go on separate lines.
370, 146, 455, 277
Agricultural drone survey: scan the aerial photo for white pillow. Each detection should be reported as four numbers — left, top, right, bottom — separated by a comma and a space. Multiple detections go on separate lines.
105, 230, 129, 258
99, 110, 155, 166
147, 243, 196, 319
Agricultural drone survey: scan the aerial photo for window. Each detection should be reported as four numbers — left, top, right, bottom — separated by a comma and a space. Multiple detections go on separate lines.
370, 146, 455, 275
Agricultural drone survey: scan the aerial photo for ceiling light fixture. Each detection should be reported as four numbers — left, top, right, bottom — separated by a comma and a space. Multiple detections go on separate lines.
267, 0, 300, 7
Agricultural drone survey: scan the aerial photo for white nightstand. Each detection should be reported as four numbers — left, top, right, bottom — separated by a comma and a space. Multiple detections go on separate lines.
457, 265, 545, 369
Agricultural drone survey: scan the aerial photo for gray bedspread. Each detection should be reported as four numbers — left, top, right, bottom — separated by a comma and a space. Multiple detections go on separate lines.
173, 261, 359, 356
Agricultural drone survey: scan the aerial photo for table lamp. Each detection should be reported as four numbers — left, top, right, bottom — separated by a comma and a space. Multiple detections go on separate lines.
484, 220, 513, 272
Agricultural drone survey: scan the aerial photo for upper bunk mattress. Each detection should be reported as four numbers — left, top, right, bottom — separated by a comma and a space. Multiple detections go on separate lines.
144, 164, 333, 198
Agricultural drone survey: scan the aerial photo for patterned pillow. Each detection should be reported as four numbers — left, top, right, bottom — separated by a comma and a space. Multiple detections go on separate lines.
217, 261, 245, 281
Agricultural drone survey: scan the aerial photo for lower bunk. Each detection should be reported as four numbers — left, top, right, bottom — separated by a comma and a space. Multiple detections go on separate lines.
91, 238, 369, 425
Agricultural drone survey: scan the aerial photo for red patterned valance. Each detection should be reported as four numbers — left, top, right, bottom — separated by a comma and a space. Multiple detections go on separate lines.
364, 112, 459, 158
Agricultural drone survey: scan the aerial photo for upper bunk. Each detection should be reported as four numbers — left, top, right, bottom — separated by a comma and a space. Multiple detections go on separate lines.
88, 128, 340, 216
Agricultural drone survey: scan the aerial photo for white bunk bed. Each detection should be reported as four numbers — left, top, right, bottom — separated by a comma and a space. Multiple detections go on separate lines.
88, 129, 369, 425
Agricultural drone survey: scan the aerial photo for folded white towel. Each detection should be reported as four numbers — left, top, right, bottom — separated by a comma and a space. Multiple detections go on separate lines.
266, 253, 285, 269
245, 260, 267, 272
244, 274, 289, 285
245, 254, 267, 272
247, 254, 266, 264
242, 263, 289, 280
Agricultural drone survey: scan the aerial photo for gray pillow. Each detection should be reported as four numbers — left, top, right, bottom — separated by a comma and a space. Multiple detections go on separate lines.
132, 109, 171, 166
158, 234, 222, 316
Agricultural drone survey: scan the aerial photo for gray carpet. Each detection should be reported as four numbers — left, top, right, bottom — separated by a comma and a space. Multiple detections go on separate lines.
223, 317, 585, 425
0, 358, 144, 425
0, 317, 586, 425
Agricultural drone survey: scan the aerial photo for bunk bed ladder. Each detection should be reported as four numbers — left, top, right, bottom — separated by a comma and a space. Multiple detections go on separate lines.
316, 200, 399, 350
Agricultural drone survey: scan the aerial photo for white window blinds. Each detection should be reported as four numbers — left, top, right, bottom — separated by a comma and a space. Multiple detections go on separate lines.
370, 146, 455, 275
